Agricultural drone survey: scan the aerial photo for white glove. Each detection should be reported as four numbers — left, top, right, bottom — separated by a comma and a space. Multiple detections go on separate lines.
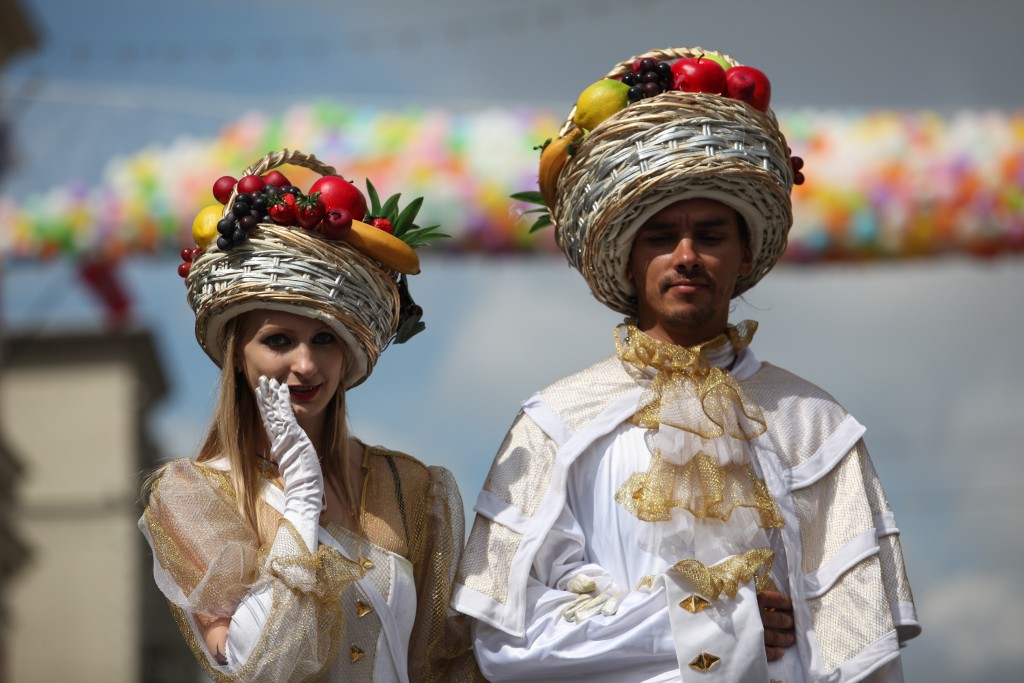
561, 572, 629, 623
255, 376, 324, 552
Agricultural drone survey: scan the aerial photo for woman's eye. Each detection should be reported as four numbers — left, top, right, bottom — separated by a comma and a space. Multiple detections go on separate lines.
261, 334, 290, 348
312, 332, 336, 345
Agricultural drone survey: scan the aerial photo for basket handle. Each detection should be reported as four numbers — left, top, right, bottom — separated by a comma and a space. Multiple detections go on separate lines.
222, 148, 339, 214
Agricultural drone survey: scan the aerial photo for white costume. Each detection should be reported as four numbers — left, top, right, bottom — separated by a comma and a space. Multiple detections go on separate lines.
453, 324, 919, 682
142, 446, 479, 683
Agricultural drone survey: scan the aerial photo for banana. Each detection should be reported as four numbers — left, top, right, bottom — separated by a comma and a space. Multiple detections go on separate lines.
342, 220, 421, 275
538, 129, 582, 209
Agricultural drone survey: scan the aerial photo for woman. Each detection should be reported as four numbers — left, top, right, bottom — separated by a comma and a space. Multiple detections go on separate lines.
140, 149, 480, 682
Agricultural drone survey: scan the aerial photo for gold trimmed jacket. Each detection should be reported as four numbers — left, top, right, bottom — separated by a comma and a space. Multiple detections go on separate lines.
452, 349, 919, 681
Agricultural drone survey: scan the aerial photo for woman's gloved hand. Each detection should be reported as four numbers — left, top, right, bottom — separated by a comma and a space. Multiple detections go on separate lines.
255, 376, 324, 552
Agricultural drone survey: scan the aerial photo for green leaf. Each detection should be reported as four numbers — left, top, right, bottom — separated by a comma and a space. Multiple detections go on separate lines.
528, 214, 553, 233
404, 226, 449, 248
380, 193, 401, 222
510, 190, 546, 205
393, 197, 423, 237
366, 179, 382, 215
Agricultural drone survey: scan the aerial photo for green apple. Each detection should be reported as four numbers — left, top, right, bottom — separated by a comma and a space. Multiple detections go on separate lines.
699, 52, 732, 71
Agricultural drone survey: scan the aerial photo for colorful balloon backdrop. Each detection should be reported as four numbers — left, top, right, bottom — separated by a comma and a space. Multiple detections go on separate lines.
2, 101, 1022, 262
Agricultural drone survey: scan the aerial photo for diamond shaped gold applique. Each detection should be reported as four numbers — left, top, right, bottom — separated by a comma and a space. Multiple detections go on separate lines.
679, 594, 710, 614
689, 651, 720, 672
356, 601, 372, 618
358, 555, 374, 571
635, 576, 654, 591
350, 645, 365, 663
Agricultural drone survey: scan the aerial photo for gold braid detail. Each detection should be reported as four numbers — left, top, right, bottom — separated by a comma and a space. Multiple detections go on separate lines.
672, 548, 779, 600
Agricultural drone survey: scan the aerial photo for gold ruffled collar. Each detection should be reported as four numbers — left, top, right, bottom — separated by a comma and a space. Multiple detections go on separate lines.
612, 321, 783, 532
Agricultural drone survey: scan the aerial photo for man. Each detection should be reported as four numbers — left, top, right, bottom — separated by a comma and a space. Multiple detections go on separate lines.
452, 46, 919, 682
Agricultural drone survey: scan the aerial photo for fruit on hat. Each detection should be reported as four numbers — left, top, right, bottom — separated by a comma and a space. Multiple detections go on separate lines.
724, 65, 771, 111
697, 51, 732, 72
237, 174, 265, 195
192, 204, 223, 248
263, 170, 291, 189
322, 208, 353, 239
671, 56, 727, 95
295, 192, 326, 230
370, 217, 394, 234
573, 79, 630, 131
309, 175, 368, 221
341, 220, 421, 275
212, 175, 237, 205
538, 129, 582, 209
622, 58, 672, 103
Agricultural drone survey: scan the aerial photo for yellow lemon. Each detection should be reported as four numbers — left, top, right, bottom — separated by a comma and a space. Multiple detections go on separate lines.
191, 204, 223, 248
573, 79, 629, 131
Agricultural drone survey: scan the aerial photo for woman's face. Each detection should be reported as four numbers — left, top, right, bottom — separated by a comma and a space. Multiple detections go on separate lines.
235, 310, 346, 434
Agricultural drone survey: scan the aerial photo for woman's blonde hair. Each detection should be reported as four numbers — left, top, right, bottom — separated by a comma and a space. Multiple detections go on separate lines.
192, 315, 350, 541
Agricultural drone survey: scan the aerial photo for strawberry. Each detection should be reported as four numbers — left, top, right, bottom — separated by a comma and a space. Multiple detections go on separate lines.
295, 191, 325, 230
267, 193, 297, 225
370, 217, 394, 234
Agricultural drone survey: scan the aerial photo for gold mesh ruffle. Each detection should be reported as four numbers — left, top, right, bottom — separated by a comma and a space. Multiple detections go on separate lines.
143, 460, 362, 682
613, 323, 780, 530
615, 450, 783, 527
672, 548, 778, 600
616, 321, 766, 440
143, 453, 483, 683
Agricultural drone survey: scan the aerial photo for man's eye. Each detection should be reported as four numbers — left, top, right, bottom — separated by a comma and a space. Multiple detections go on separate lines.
643, 232, 676, 244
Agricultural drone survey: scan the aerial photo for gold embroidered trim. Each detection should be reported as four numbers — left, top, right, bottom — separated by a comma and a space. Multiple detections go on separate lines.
355, 600, 372, 618
614, 450, 784, 526
672, 548, 778, 601
350, 645, 365, 663
616, 321, 766, 440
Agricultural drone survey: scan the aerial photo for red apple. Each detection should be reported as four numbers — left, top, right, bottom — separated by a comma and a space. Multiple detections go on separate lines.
212, 175, 237, 205
321, 208, 353, 239
671, 56, 727, 95
725, 65, 772, 111
308, 175, 367, 221
237, 174, 265, 194
262, 170, 291, 189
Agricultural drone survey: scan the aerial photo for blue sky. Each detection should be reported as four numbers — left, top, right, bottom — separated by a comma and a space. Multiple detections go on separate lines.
4, 1, 1024, 681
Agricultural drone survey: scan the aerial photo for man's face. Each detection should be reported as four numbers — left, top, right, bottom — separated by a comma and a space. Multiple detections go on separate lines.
627, 198, 753, 346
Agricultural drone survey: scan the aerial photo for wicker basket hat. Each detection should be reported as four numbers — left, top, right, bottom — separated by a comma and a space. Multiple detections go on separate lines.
547, 46, 796, 316
186, 149, 422, 389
